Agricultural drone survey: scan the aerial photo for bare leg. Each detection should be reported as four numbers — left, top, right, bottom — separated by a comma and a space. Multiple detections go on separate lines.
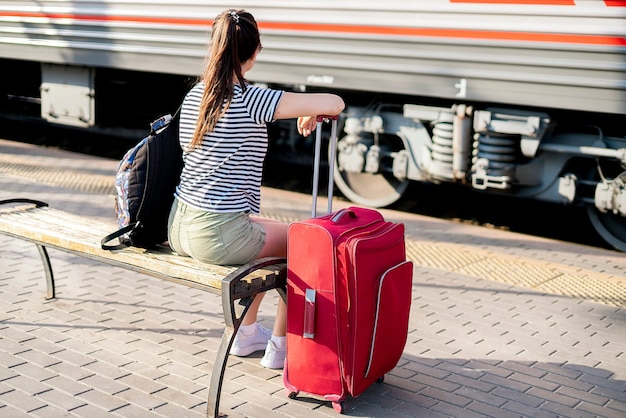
250, 217, 288, 336
273, 298, 287, 337
251, 217, 288, 258
241, 293, 264, 326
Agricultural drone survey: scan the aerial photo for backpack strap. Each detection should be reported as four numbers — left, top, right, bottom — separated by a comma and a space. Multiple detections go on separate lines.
101, 224, 135, 250
149, 103, 183, 135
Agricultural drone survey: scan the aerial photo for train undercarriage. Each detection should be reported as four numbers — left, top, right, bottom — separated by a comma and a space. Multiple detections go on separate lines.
1, 60, 625, 252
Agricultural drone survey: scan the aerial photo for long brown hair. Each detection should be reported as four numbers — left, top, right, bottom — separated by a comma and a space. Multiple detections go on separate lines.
189, 9, 260, 149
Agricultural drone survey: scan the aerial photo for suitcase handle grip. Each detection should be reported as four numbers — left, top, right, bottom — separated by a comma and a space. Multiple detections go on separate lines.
316, 114, 339, 122
330, 208, 357, 224
303, 289, 316, 338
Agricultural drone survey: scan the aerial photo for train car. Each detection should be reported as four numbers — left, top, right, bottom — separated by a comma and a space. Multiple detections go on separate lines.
0, 0, 625, 250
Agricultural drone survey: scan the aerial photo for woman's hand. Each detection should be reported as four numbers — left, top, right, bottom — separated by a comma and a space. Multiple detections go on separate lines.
297, 116, 317, 137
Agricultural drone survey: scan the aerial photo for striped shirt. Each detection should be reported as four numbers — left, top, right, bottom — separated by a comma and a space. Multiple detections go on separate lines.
175, 82, 284, 214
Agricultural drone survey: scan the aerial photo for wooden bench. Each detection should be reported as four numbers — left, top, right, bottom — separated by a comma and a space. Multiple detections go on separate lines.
0, 198, 287, 418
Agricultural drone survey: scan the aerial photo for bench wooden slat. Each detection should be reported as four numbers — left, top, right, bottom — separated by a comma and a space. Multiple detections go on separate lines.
0, 205, 251, 291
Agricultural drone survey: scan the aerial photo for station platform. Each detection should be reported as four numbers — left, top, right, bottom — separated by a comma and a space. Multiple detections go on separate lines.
0, 137, 625, 417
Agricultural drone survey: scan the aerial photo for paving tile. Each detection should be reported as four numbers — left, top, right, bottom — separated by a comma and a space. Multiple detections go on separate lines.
27, 403, 76, 418
430, 400, 487, 418
490, 385, 546, 408
35, 386, 88, 411
65, 402, 113, 417
7, 374, 48, 400
605, 400, 626, 416
112, 386, 168, 411
6, 361, 57, 386
0, 385, 48, 413
150, 386, 204, 410
157, 356, 211, 379
393, 401, 449, 418
154, 373, 207, 396
75, 387, 130, 412
76, 374, 130, 396
547, 401, 599, 418
590, 385, 626, 404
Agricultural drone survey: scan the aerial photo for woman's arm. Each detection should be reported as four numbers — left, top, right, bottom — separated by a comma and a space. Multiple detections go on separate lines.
273, 92, 345, 137
273, 92, 345, 122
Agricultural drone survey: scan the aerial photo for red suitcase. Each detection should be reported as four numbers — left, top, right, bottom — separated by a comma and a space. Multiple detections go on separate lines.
284, 117, 413, 413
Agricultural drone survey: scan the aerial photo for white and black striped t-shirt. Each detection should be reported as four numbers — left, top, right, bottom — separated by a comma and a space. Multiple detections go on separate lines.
175, 82, 284, 214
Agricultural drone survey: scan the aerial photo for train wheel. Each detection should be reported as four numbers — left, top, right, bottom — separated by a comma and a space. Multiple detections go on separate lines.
586, 205, 626, 252
334, 171, 409, 208
332, 135, 409, 208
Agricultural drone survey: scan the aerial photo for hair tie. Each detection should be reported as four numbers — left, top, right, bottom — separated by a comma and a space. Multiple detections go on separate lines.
229, 10, 239, 24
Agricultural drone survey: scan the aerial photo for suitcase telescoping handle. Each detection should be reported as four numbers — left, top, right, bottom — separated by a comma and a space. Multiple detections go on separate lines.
303, 115, 337, 340
311, 115, 339, 218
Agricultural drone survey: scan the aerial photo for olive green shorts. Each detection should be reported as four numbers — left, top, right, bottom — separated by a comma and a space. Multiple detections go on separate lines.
167, 198, 265, 265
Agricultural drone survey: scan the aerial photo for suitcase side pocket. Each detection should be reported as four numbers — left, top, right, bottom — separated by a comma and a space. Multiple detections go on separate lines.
364, 260, 413, 379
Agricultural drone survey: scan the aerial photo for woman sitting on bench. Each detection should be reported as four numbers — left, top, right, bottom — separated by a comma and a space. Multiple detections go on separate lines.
167, 9, 344, 369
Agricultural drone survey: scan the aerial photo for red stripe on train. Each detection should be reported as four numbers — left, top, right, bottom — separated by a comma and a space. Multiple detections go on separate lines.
1, 12, 210, 26
449, 0, 626, 5
259, 22, 626, 47
450, 1, 574, 4
2, 12, 625, 46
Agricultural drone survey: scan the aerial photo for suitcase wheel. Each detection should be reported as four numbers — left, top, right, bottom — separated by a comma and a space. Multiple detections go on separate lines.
377, 376, 385, 384
287, 390, 299, 399
332, 400, 347, 414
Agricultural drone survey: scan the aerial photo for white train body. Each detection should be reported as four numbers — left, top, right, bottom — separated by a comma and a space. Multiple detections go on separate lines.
1, 0, 625, 249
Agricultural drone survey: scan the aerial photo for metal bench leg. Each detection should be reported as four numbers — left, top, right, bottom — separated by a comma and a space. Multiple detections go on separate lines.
36, 244, 55, 300
207, 257, 286, 418
207, 296, 251, 418
0, 199, 55, 299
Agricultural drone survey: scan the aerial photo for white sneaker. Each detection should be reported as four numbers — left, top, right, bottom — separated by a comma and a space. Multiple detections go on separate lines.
260, 340, 286, 369
230, 324, 272, 357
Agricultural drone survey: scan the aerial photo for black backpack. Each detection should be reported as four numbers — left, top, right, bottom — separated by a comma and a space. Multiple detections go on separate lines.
101, 112, 183, 250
